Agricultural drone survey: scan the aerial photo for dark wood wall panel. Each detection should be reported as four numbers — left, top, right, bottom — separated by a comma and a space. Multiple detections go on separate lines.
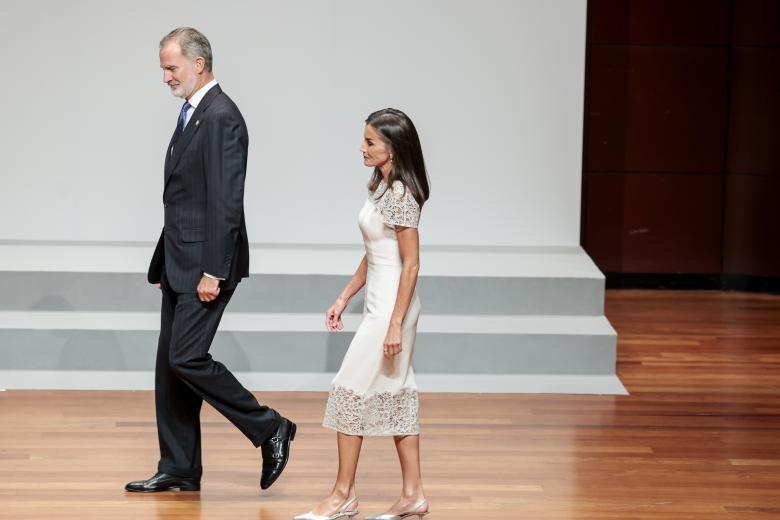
727, 47, 780, 175
586, 46, 729, 173
723, 175, 780, 276
588, 0, 731, 45
733, 0, 780, 45
585, 173, 724, 273
582, 1, 780, 282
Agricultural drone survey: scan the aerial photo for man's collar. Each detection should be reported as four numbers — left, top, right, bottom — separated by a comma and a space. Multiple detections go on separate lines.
187, 78, 218, 108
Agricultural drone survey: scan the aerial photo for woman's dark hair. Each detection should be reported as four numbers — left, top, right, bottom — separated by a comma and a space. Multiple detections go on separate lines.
366, 108, 430, 208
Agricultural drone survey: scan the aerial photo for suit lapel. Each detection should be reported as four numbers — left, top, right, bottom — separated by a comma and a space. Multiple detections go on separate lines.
164, 84, 223, 187
163, 131, 175, 175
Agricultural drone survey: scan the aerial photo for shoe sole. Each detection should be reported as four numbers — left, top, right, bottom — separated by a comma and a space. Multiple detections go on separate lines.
125, 484, 200, 493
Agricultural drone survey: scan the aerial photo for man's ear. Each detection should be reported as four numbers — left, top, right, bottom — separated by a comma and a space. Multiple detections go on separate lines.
194, 56, 206, 74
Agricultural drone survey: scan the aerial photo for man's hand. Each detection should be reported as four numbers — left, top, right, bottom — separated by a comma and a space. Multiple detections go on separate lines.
197, 275, 221, 302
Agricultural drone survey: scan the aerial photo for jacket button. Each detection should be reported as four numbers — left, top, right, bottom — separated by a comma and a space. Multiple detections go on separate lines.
164, 203, 169, 208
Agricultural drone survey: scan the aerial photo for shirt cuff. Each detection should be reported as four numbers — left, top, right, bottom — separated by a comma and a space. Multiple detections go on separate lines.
203, 272, 225, 281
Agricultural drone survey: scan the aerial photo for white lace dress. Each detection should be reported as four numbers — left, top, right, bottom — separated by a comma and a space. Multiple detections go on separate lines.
322, 179, 422, 436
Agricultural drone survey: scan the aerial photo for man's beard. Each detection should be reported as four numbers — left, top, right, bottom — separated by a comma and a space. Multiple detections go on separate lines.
170, 75, 197, 99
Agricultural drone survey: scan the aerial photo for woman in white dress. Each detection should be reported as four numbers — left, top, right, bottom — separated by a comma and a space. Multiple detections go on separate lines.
295, 108, 430, 520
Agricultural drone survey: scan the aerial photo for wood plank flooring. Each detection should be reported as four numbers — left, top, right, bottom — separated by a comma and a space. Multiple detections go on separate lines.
1, 290, 780, 519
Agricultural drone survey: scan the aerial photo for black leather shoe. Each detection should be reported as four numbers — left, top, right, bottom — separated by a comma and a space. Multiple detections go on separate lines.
260, 417, 297, 489
125, 472, 200, 492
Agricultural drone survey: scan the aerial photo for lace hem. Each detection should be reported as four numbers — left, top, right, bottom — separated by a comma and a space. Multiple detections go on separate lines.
369, 180, 420, 229
322, 384, 419, 436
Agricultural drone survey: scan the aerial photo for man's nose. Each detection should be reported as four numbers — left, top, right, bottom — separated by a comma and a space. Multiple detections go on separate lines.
163, 71, 172, 83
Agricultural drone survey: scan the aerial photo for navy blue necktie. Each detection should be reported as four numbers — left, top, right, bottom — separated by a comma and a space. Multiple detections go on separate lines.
171, 100, 192, 148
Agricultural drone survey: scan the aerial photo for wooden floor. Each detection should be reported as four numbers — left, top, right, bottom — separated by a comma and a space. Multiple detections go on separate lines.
2, 290, 780, 519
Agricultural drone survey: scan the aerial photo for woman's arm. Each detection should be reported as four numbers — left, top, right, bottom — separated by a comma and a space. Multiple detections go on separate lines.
383, 226, 420, 358
326, 254, 368, 331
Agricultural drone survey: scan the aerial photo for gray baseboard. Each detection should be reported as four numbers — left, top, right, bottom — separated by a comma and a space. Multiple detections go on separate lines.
0, 324, 616, 375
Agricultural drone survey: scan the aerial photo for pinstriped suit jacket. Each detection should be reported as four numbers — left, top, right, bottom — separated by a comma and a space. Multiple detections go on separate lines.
148, 84, 250, 293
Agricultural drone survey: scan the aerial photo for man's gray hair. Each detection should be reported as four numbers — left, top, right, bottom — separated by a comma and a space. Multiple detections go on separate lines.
160, 27, 213, 72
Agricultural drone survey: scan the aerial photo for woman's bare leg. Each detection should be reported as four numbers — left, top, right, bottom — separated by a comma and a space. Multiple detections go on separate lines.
383, 434, 428, 514
309, 432, 363, 515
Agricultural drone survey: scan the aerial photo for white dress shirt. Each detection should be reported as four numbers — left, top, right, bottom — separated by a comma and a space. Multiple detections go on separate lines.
184, 78, 218, 128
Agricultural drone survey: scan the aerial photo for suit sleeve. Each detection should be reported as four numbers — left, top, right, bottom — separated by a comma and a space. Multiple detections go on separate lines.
202, 110, 247, 279
147, 229, 165, 283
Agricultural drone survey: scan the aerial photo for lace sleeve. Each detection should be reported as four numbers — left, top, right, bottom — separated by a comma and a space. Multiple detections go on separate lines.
373, 181, 421, 229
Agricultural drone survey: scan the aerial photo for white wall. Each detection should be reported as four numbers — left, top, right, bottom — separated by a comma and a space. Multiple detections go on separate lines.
0, 0, 587, 247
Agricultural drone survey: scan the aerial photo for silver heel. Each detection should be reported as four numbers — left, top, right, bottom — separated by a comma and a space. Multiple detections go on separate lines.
293, 497, 359, 520
364, 499, 429, 520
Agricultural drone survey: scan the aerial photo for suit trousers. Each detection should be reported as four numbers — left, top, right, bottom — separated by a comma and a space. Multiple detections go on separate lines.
155, 269, 280, 479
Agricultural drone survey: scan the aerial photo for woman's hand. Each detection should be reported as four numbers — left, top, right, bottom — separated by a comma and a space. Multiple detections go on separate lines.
383, 322, 403, 358
326, 298, 347, 331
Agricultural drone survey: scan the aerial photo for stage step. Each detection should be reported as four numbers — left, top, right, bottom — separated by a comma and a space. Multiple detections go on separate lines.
0, 242, 623, 394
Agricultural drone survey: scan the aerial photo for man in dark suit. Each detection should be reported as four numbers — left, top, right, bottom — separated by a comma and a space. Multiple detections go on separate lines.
126, 27, 295, 493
